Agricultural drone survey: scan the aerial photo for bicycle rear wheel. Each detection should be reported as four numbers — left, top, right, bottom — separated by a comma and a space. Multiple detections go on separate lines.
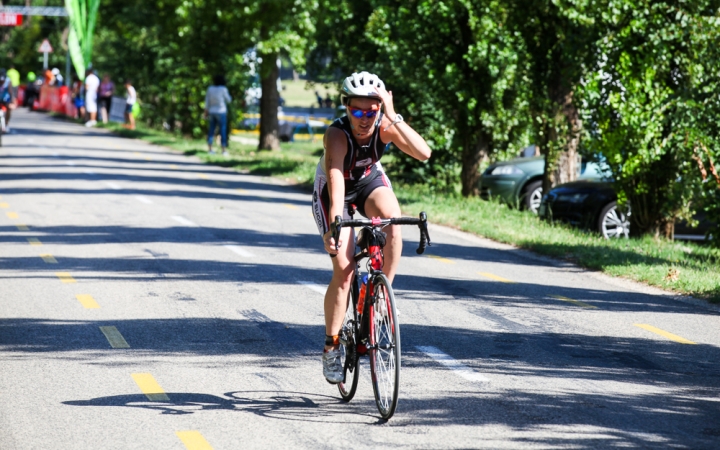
369, 273, 400, 419
338, 278, 359, 401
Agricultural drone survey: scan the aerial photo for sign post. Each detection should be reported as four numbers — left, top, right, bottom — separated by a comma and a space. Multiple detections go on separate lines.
38, 39, 54, 70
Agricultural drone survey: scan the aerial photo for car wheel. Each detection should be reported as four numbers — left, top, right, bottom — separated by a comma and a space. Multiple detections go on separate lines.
598, 201, 630, 239
522, 180, 543, 213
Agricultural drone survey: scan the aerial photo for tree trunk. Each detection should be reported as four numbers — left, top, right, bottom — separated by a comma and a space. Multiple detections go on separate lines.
461, 131, 490, 196
542, 87, 582, 194
258, 53, 280, 151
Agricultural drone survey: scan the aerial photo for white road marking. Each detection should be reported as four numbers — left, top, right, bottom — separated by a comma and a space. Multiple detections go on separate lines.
298, 281, 326, 295
172, 216, 198, 227
224, 245, 255, 257
83, 169, 95, 175
134, 195, 153, 204
65, 161, 76, 166
52, 152, 59, 157
26, 138, 34, 143
104, 182, 122, 190
416, 346, 490, 383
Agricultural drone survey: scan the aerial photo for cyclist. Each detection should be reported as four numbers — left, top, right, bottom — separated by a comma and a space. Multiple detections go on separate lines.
312, 71, 431, 383
0, 69, 15, 130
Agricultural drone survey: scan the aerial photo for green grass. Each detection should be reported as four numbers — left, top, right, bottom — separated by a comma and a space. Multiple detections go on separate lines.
102, 121, 720, 303
396, 185, 720, 302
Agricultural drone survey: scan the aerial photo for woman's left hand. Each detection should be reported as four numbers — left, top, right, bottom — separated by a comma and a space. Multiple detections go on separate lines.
374, 85, 396, 117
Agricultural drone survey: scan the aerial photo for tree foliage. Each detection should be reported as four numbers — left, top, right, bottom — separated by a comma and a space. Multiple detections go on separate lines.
580, 0, 720, 239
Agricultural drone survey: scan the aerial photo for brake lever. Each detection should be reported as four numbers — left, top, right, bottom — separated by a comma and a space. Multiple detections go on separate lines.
332, 215, 343, 251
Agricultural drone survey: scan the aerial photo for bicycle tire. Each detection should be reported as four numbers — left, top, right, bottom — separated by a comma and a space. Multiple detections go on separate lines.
338, 276, 359, 401
368, 273, 400, 419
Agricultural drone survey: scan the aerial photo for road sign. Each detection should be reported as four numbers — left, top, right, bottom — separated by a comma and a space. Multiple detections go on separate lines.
38, 39, 54, 53
0, 13, 22, 26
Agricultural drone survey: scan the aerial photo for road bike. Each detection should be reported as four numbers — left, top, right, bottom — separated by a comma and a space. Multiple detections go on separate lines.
331, 211, 431, 419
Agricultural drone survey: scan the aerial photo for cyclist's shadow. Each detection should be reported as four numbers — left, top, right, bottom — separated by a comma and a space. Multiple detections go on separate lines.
64, 390, 378, 422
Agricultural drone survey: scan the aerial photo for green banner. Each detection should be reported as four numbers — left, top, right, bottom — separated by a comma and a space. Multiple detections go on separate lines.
65, 0, 100, 79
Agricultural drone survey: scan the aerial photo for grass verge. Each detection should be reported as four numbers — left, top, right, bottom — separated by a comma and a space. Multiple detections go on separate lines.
102, 121, 720, 303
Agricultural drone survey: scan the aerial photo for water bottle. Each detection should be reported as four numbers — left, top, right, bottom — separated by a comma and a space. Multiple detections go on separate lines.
357, 275, 368, 314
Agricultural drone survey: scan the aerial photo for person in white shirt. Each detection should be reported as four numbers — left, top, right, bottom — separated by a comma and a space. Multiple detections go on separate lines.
124, 79, 137, 130
84, 68, 100, 127
204, 74, 232, 155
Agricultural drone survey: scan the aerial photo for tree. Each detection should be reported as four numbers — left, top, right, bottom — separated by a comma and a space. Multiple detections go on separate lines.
507, 0, 601, 194
581, 0, 720, 238
237, 0, 317, 151
313, 0, 531, 194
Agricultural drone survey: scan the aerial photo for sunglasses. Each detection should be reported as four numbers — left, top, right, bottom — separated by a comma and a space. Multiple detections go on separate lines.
348, 107, 378, 119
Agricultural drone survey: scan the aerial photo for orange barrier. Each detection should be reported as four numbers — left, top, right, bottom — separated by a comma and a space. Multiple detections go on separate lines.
38, 85, 76, 117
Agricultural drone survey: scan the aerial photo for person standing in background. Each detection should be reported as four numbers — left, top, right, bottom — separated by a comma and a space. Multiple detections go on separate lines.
124, 79, 136, 130
84, 68, 100, 127
98, 74, 114, 123
72, 76, 85, 120
203, 74, 231, 155
6, 64, 19, 100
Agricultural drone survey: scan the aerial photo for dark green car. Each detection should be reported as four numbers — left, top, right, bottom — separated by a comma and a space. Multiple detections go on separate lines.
478, 156, 606, 213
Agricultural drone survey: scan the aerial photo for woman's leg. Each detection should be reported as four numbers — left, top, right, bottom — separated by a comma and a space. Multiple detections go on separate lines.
219, 113, 228, 150
207, 114, 217, 152
363, 186, 402, 282
323, 226, 355, 349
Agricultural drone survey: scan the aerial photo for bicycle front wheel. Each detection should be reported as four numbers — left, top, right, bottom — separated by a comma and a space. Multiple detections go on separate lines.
369, 273, 400, 419
338, 278, 359, 401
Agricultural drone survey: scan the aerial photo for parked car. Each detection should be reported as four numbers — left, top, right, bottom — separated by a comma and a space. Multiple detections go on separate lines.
539, 181, 714, 240
479, 156, 606, 213
539, 181, 630, 238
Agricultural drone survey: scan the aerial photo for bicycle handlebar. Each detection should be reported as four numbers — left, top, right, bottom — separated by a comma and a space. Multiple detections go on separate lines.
331, 212, 432, 255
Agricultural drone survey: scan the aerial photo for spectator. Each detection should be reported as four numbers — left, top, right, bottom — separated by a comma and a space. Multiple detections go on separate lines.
98, 74, 114, 123
84, 68, 100, 127
203, 74, 232, 155
124, 79, 136, 130
23, 72, 39, 109
52, 68, 64, 87
0, 69, 15, 130
6, 64, 19, 100
72, 76, 85, 120
324, 94, 333, 108
315, 90, 323, 108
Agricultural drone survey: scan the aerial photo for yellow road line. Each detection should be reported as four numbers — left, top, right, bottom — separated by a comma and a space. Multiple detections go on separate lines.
40, 254, 58, 264
551, 295, 598, 309
170, 164, 178, 169
427, 254, 454, 264
6, 212, 18, 219
236, 188, 247, 193
56, 272, 76, 283
478, 272, 516, 283
0, 202, 8, 208
27, 238, 42, 246
131, 373, 170, 401
99, 326, 130, 348
76, 294, 100, 309
634, 324, 696, 344
16, 224, 29, 231
199, 174, 209, 179
176, 431, 213, 450
283, 204, 298, 210
145, 157, 153, 161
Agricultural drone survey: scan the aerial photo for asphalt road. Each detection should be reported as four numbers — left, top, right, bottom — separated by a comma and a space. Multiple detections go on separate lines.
1, 109, 719, 449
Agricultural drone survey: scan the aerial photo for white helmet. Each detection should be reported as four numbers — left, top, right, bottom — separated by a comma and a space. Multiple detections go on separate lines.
340, 71, 385, 105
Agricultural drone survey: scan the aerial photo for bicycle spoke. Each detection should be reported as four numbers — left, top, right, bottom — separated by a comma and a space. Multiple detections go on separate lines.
369, 274, 400, 419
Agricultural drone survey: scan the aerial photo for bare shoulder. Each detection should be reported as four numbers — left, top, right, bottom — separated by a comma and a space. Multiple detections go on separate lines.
324, 126, 347, 155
